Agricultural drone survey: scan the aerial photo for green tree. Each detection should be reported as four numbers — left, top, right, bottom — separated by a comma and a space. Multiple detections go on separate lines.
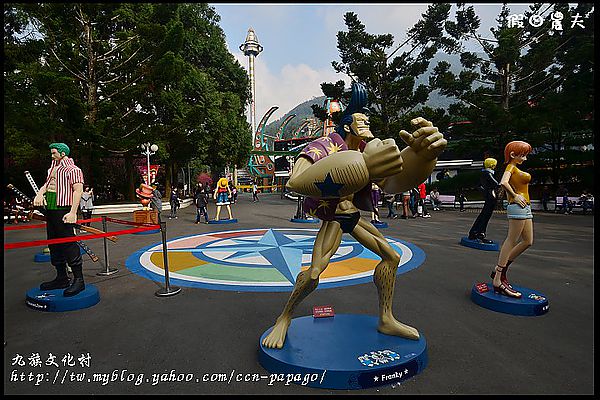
430, 3, 594, 189
142, 3, 251, 196
323, 5, 457, 141
4, 3, 252, 199
4, 3, 158, 198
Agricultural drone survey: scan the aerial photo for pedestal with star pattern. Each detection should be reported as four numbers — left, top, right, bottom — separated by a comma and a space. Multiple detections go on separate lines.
258, 314, 428, 389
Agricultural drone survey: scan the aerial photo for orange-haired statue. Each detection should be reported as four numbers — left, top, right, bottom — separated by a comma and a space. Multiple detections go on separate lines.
491, 140, 534, 298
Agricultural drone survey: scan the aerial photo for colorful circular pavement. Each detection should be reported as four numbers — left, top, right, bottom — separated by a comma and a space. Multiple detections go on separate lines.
125, 228, 426, 292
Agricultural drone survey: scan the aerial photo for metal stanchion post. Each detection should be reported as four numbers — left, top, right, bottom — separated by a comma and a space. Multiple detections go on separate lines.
155, 221, 181, 297
97, 215, 118, 276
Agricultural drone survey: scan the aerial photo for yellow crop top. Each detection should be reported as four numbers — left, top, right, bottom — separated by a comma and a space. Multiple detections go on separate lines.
505, 163, 531, 204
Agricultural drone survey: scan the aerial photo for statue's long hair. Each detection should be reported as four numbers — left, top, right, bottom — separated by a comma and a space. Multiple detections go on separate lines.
336, 82, 368, 139
503, 141, 532, 164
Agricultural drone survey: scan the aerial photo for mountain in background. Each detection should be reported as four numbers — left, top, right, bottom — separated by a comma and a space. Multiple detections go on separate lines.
264, 52, 471, 138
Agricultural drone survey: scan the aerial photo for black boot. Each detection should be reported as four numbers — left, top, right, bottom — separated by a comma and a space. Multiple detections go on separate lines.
63, 278, 85, 297
40, 264, 70, 290
476, 233, 494, 244
40, 276, 71, 290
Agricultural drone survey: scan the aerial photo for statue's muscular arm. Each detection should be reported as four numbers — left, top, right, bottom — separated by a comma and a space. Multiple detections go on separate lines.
381, 118, 447, 193
287, 153, 370, 199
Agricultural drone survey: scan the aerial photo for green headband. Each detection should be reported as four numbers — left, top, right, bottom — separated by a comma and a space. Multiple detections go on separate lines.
49, 143, 70, 156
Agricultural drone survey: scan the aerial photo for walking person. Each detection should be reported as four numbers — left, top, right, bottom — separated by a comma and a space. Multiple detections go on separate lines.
400, 190, 411, 219
541, 185, 550, 212
384, 192, 398, 219
150, 184, 163, 223
231, 185, 238, 204
79, 186, 94, 226
252, 181, 259, 202
457, 188, 467, 211
418, 182, 430, 218
194, 185, 209, 224
169, 187, 180, 219
579, 189, 593, 215
409, 186, 419, 217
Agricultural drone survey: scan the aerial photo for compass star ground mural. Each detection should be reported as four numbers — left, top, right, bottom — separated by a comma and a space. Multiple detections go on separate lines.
126, 228, 426, 292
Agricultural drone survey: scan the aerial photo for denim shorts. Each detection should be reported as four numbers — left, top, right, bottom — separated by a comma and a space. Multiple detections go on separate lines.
216, 192, 230, 205
507, 203, 533, 219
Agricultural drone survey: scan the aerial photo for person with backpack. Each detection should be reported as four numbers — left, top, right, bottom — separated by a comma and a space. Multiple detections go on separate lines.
194, 184, 209, 224
169, 187, 180, 219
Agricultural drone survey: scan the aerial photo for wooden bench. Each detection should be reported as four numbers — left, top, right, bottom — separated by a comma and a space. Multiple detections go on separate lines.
555, 196, 594, 214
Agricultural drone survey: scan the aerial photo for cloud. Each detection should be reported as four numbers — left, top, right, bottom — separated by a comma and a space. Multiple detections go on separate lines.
316, 4, 432, 49
221, 3, 549, 129
234, 53, 350, 125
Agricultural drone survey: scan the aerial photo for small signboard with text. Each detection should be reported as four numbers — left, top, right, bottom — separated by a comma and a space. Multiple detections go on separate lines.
475, 283, 489, 293
313, 305, 335, 318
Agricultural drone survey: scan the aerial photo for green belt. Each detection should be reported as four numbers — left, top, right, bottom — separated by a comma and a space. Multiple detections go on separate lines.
45, 191, 70, 210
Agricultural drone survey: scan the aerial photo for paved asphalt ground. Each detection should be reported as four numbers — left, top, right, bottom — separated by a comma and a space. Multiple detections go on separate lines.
3, 192, 594, 395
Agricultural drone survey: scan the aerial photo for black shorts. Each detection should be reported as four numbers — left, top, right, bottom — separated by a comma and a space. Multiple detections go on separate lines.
334, 212, 361, 233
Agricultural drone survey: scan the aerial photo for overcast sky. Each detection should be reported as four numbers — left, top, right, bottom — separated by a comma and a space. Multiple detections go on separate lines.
210, 3, 583, 124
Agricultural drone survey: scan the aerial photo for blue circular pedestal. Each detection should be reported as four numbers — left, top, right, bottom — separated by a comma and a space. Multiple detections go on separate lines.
34, 253, 51, 263
25, 284, 100, 312
34, 247, 86, 262
290, 218, 320, 224
460, 237, 500, 251
258, 314, 427, 390
133, 229, 160, 235
470, 282, 549, 316
208, 218, 238, 224
371, 221, 388, 229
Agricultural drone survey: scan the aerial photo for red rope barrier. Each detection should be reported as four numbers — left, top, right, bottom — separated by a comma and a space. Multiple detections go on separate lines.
3, 217, 104, 232
4, 224, 160, 250
79, 217, 103, 224
4, 223, 47, 231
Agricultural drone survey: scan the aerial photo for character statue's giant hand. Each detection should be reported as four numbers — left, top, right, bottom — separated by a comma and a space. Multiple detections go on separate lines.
399, 117, 447, 161
62, 212, 77, 224
362, 138, 404, 180
33, 194, 47, 207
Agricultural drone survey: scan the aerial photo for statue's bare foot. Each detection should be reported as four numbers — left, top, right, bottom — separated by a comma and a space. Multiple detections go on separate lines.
378, 316, 420, 340
261, 316, 291, 349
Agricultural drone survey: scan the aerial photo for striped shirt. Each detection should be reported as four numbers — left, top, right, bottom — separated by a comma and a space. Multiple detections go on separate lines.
44, 157, 84, 206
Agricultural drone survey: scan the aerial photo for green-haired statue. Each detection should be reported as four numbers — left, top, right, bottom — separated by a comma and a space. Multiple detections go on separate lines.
33, 143, 86, 297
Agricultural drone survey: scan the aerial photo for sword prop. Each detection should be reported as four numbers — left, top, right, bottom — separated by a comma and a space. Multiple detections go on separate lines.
24, 170, 40, 195
7, 184, 101, 262
22, 174, 101, 263
26, 211, 100, 262
7, 184, 118, 242
7, 185, 109, 263
6, 207, 100, 262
